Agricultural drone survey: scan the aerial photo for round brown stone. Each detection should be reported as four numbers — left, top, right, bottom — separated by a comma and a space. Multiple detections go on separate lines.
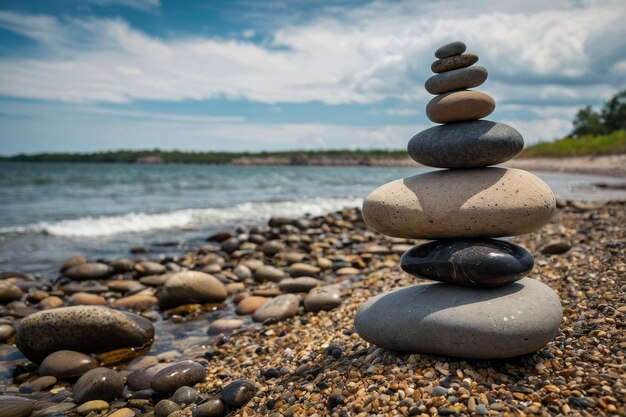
426, 90, 495, 123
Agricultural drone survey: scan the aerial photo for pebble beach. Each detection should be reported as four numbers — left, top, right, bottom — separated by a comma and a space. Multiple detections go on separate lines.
0, 197, 624, 417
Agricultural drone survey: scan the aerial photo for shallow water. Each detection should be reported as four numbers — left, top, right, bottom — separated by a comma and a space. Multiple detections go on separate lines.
1, 162, 624, 274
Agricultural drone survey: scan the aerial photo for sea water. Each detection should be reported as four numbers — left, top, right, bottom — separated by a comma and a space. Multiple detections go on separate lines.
1, 162, 624, 275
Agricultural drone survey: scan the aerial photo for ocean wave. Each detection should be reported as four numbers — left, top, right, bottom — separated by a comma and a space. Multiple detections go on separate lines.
0, 197, 363, 238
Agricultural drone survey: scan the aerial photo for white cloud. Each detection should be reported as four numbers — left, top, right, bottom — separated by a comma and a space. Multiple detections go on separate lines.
85, 0, 160, 12
0, 0, 624, 106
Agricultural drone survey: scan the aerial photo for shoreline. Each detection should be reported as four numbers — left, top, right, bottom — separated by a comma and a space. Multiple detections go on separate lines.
3, 154, 626, 177
0, 201, 624, 416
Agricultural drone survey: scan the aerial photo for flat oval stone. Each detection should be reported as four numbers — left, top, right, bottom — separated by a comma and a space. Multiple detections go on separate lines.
127, 363, 169, 391
208, 318, 244, 335
425, 66, 488, 95
362, 168, 556, 239
252, 294, 300, 322
354, 277, 562, 358
158, 271, 227, 309
407, 120, 523, 168
16, 306, 155, 363
150, 361, 206, 394
64, 263, 113, 280
193, 398, 225, 417
0, 280, 23, 303
73, 367, 124, 403
431, 53, 478, 73
435, 41, 466, 59
0, 395, 34, 417
253, 266, 285, 283
278, 277, 320, 293
236, 296, 268, 315
400, 239, 534, 287
304, 286, 342, 312
39, 350, 98, 379
426, 91, 495, 123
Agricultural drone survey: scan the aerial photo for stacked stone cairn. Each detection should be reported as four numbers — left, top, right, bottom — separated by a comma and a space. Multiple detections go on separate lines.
355, 41, 563, 359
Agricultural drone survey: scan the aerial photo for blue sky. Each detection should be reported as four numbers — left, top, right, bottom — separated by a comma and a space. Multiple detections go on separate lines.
0, 0, 625, 154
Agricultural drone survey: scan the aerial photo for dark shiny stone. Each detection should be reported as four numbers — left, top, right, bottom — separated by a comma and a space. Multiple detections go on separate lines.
435, 41, 466, 59
72, 367, 124, 404
400, 239, 533, 287
219, 379, 257, 408
407, 120, 523, 168
150, 361, 206, 394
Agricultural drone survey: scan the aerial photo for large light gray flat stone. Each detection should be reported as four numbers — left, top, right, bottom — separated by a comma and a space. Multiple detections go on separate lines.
354, 278, 562, 358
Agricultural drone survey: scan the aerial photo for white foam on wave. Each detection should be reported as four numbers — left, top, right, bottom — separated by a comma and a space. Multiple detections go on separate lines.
0, 197, 363, 238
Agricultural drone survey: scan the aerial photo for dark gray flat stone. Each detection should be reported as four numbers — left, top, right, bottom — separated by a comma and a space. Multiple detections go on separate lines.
425, 66, 488, 95
432, 53, 478, 73
407, 120, 523, 168
354, 278, 562, 358
400, 239, 533, 287
435, 41, 466, 59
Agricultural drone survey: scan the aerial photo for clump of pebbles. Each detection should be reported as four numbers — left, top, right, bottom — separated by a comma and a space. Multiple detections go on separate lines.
0, 199, 624, 417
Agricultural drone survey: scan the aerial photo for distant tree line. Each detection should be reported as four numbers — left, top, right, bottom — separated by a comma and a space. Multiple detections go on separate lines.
0, 149, 408, 164
570, 89, 626, 137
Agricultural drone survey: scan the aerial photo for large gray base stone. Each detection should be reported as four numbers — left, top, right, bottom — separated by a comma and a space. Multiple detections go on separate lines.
354, 278, 562, 359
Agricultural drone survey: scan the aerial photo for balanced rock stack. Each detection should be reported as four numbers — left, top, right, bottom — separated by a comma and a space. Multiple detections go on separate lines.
355, 41, 563, 359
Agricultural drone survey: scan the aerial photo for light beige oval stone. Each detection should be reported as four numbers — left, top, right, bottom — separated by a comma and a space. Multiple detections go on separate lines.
426, 90, 495, 123
362, 168, 556, 239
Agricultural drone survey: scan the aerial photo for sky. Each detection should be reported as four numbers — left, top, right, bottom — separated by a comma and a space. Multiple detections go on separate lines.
0, 0, 625, 154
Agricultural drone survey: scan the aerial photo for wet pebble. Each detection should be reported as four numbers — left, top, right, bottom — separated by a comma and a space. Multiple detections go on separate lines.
219, 379, 257, 408
278, 277, 320, 293
0, 395, 34, 417
173, 386, 198, 406
0, 281, 23, 303
39, 350, 98, 379
0, 323, 15, 342
540, 240, 572, 255
304, 286, 342, 312
253, 266, 285, 283
76, 400, 109, 415
64, 263, 113, 280
252, 294, 300, 322
73, 367, 124, 404
193, 398, 226, 417
16, 306, 154, 362
127, 363, 169, 391
155, 399, 180, 417
150, 361, 206, 394
208, 318, 244, 335
158, 271, 227, 309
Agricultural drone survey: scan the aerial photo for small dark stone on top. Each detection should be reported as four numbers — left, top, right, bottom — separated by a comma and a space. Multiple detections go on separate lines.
435, 41, 466, 59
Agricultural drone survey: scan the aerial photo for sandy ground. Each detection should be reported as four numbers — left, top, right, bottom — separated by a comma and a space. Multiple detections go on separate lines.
507, 154, 626, 178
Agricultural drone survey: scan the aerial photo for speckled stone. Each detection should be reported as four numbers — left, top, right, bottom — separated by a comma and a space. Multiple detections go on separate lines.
252, 294, 300, 322
407, 120, 523, 168
73, 367, 124, 403
304, 286, 342, 312
431, 53, 478, 73
425, 66, 488, 95
362, 168, 556, 239
401, 239, 534, 287
435, 41, 466, 59
219, 379, 257, 408
0, 395, 34, 417
64, 263, 113, 280
158, 271, 227, 309
16, 306, 154, 363
355, 278, 563, 358
426, 90, 495, 123
150, 361, 206, 394
39, 350, 98, 379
